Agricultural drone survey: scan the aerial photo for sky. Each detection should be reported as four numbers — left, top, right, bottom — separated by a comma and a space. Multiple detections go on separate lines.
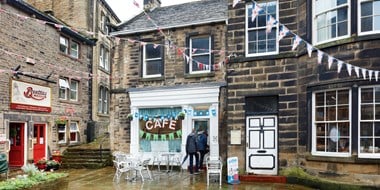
106, 0, 199, 22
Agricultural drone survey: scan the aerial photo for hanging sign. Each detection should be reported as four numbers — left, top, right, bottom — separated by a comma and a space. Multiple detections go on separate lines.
10, 80, 51, 112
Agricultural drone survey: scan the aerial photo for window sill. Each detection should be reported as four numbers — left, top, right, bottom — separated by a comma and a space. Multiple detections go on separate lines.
140, 76, 164, 82
58, 99, 81, 104
314, 33, 380, 51
306, 153, 380, 164
97, 113, 109, 117
59, 52, 81, 62
184, 72, 215, 78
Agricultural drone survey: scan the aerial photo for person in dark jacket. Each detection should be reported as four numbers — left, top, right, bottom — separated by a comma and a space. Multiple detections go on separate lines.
197, 130, 208, 170
186, 129, 199, 174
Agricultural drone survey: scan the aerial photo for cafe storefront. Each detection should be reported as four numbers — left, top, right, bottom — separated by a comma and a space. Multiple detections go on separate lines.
128, 83, 223, 166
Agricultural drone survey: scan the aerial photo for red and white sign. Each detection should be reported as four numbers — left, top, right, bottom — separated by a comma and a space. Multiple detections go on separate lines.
10, 80, 51, 112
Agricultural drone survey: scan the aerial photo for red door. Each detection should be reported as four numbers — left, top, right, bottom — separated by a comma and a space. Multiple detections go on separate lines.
9, 123, 24, 167
33, 124, 46, 163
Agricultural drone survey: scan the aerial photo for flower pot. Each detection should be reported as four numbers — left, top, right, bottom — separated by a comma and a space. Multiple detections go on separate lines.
36, 163, 47, 170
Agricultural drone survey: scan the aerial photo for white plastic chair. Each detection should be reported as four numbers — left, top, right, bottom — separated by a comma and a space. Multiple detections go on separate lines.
135, 158, 152, 182
206, 156, 223, 186
113, 156, 135, 183
169, 153, 182, 172
152, 153, 162, 171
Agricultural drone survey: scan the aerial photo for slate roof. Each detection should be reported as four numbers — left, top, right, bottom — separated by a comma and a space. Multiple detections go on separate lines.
113, 0, 227, 35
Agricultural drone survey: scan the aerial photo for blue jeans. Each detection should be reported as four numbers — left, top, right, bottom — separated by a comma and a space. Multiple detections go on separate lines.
188, 152, 199, 173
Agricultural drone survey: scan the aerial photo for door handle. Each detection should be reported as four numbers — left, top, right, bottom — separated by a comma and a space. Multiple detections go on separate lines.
257, 150, 266, 153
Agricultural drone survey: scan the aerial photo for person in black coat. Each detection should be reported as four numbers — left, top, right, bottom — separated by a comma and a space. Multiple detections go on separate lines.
197, 130, 208, 170
186, 129, 199, 174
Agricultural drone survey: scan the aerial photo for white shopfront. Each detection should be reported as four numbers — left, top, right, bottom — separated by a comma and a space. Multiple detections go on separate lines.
129, 84, 222, 167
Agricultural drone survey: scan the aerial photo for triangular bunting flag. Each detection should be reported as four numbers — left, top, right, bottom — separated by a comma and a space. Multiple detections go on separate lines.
292, 35, 302, 51
362, 68, 367, 79
279, 25, 289, 41
128, 39, 136, 43
337, 61, 343, 73
346, 64, 352, 76
369, 70, 373, 81
153, 134, 159, 141
328, 56, 334, 69
192, 48, 197, 54
168, 133, 175, 140
145, 133, 151, 140
266, 15, 277, 33
317, 50, 323, 64
176, 130, 182, 137
375, 71, 379, 81
251, 2, 262, 22
133, 0, 140, 8
233, 0, 240, 8
161, 134, 167, 141
307, 44, 313, 57
139, 130, 145, 138
153, 43, 159, 49
354, 66, 360, 78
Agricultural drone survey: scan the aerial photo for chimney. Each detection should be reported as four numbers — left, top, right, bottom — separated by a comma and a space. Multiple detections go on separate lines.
143, 0, 161, 11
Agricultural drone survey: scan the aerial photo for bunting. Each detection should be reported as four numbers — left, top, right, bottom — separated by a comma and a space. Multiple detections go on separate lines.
266, 15, 277, 33
251, 2, 262, 22
306, 43, 313, 57
278, 25, 289, 41
328, 56, 334, 70
233, 0, 240, 8
291, 35, 302, 51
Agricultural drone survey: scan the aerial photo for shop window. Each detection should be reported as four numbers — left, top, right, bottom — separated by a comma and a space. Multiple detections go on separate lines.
59, 78, 79, 101
59, 36, 80, 59
313, 0, 350, 44
70, 122, 79, 143
312, 89, 351, 156
138, 108, 183, 152
98, 86, 109, 114
359, 86, 380, 158
99, 46, 110, 71
246, 1, 278, 57
189, 36, 211, 74
359, 0, 380, 35
143, 43, 163, 78
58, 123, 66, 144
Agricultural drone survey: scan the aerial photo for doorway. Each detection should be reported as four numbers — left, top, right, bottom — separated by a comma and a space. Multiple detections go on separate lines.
33, 124, 46, 163
9, 123, 25, 167
246, 115, 278, 175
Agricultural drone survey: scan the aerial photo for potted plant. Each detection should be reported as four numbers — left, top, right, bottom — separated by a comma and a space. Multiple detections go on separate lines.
177, 112, 185, 120
127, 113, 134, 121
46, 159, 60, 171
35, 158, 47, 170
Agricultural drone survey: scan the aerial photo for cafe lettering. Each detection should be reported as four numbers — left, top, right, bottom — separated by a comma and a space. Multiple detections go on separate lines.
145, 119, 177, 131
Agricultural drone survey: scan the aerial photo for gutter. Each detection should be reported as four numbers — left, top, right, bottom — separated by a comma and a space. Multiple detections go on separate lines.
110, 18, 227, 36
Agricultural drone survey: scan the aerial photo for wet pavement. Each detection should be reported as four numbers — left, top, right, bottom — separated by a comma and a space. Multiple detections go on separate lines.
60, 167, 314, 190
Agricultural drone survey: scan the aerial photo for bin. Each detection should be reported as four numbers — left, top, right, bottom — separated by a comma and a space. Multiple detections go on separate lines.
0, 153, 8, 175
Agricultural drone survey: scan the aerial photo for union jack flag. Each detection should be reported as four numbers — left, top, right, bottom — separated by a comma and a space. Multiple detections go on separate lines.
251, 2, 262, 22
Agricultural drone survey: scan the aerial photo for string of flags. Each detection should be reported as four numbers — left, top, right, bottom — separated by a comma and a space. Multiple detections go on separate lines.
233, 0, 380, 81
139, 129, 182, 141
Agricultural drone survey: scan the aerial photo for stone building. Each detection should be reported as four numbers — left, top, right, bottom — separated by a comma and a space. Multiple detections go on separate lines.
110, 0, 228, 165
227, 0, 380, 178
26, 0, 121, 141
0, 0, 94, 166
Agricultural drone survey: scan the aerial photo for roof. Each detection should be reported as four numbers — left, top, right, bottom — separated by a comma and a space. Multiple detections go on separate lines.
113, 0, 227, 36
99, 0, 121, 23
8, 0, 95, 45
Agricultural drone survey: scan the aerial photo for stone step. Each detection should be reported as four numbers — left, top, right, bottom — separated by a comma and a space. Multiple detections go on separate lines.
61, 162, 107, 169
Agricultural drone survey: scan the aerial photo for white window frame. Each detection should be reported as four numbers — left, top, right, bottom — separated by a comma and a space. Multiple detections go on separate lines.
311, 88, 352, 157
98, 86, 109, 114
59, 36, 68, 54
58, 123, 67, 144
59, 78, 79, 101
358, 86, 380, 158
245, 1, 279, 57
143, 44, 162, 78
189, 36, 211, 74
312, 0, 351, 45
70, 41, 79, 59
69, 121, 79, 143
358, 0, 380, 36
99, 46, 110, 71
100, 13, 106, 33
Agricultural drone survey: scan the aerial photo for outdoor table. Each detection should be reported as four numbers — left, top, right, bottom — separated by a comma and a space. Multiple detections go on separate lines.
161, 153, 175, 173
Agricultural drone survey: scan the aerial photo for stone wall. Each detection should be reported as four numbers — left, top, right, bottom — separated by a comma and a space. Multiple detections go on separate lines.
0, 3, 91, 153
111, 23, 227, 153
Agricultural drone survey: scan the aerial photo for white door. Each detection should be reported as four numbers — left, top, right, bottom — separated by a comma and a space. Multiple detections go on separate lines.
246, 115, 278, 175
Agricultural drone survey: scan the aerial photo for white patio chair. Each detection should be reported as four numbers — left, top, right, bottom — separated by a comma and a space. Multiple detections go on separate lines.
206, 156, 223, 186
152, 153, 164, 171
135, 158, 152, 182
169, 153, 182, 172
113, 158, 134, 183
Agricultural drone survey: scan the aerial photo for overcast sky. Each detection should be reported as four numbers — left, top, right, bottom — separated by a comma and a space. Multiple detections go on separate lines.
106, 0, 200, 22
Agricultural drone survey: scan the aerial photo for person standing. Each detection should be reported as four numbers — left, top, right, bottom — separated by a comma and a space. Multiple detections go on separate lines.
197, 130, 208, 170
186, 129, 199, 174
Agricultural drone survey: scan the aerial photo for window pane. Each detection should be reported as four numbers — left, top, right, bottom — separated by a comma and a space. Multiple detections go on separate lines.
258, 29, 266, 41
268, 28, 276, 40
70, 81, 78, 101
362, 105, 374, 120
361, 2, 372, 17
316, 137, 326, 151
257, 15, 266, 27
361, 88, 373, 103
338, 106, 349, 120
267, 40, 276, 52
192, 55, 210, 72
70, 133, 77, 141
258, 40, 266, 53
146, 44, 161, 59
374, 1, 380, 15
337, 8, 347, 22
146, 60, 162, 75
248, 42, 257, 54
375, 16, 380, 30
70, 123, 78, 131
192, 37, 209, 54
376, 105, 380, 119
338, 90, 349, 104
375, 122, 380, 136
326, 91, 336, 105
316, 92, 325, 106
339, 122, 349, 136
338, 138, 349, 152
316, 107, 325, 121
59, 88, 66, 99
327, 107, 336, 120
59, 37, 68, 54
338, 22, 348, 36
337, 0, 347, 6
70, 42, 79, 58
376, 87, 380, 103
361, 17, 373, 32
361, 122, 373, 136
248, 31, 257, 41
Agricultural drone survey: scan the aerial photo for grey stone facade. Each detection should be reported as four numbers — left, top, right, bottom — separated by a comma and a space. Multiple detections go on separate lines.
227, 0, 380, 176
0, 1, 93, 164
